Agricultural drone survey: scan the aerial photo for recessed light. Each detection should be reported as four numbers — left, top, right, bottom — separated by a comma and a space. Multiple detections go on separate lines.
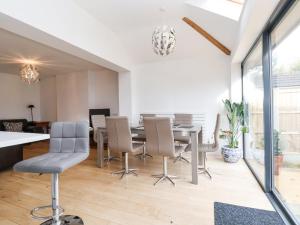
17, 58, 41, 65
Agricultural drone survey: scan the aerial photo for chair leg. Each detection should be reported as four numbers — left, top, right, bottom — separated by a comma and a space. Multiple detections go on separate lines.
198, 152, 212, 179
36, 174, 84, 225
173, 152, 190, 163
104, 149, 119, 162
152, 156, 177, 186
52, 173, 60, 224
112, 153, 138, 179
135, 145, 153, 159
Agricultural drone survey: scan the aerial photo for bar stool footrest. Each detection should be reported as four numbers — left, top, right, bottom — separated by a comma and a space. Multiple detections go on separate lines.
31, 205, 64, 221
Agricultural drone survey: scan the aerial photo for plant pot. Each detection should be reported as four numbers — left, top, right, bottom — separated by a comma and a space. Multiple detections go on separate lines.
274, 154, 284, 176
222, 146, 242, 163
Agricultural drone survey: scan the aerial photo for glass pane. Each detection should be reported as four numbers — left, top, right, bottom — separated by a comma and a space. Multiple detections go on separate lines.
271, 1, 300, 222
243, 38, 265, 186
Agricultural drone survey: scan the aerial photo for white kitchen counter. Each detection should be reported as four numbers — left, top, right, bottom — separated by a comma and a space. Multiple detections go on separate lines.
0, 131, 50, 148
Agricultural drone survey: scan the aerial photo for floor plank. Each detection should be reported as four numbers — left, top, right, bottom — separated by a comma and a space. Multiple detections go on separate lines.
0, 142, 273, 225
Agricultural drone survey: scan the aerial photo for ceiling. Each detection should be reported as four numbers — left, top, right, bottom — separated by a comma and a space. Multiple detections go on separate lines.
74, 0, 242, 63
0, 28, 107, 78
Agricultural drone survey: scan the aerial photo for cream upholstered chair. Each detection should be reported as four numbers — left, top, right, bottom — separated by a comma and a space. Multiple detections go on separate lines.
144, 117, 187, 186
91, 114, 106, 143
106, 116, 144, 179
133, 113, 156, 159
187, 114, 220, 179
174, 113, 193, 126
139, 113, 157, 125
91, 114, 118, 162
173, 113, 193, 163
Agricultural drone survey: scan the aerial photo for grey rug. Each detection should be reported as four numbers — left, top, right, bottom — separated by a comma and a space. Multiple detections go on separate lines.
214, 202, 285, 225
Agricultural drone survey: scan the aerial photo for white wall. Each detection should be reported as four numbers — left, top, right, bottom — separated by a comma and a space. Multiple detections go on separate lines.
230, 63, 242, 102
88, 70, 119, 116
232, 0, 279, 63
40, 76, 57, 121
131, 55, 231, 137
56, 71, 89, 121
118, 71, 132, 120
0, 72, 41, 121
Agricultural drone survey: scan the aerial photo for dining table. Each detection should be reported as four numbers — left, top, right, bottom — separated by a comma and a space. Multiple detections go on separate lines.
96, 124, 204, 185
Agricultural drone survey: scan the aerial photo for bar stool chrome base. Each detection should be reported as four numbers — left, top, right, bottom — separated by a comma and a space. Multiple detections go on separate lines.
41, 215, 84, 225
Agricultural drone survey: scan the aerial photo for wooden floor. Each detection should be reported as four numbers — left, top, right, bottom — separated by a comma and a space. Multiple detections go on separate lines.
0, 142, 273, 225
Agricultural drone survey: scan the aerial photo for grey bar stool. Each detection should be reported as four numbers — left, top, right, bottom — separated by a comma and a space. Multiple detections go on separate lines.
144, 117, 187, 186
14, 121, 89, 225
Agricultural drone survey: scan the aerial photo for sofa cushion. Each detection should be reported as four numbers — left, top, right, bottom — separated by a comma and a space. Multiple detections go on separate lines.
3, 122, 23, 132
0, 119, 28, 131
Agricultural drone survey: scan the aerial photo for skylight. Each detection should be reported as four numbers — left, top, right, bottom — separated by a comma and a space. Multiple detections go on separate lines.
227, 0, 245, 5
185, 0, 244, 21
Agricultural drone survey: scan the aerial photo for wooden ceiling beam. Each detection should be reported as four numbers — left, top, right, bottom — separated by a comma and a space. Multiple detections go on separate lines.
182, 17, 231, 56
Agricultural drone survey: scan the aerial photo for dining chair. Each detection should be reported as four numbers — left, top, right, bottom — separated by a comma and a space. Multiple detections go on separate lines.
187, 114, 220, 179
133, 113, 156, 159
173, 113, 193, 163
139, 113, 157, 125
144, 117, 187, 186
91, 114, 118, 162
106, 116, 144, 179
174, 113, 193, 126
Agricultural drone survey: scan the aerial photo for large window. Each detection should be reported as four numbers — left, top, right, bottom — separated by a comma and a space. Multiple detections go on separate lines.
243, 39, 265, 187
271, 1, 300, 222
242, 1, 300, 224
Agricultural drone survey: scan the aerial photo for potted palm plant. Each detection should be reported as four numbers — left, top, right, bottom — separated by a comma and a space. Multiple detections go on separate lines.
220, 99, 248, 163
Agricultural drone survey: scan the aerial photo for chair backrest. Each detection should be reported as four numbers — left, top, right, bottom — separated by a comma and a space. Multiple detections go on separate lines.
144, 117, 175, 157
174, 114, 193, 125
91, 114, 106, 128
49, 121, 89, 153
139, 114, 156, 125
213, 114, 221, 148
106, 116, 133, 153
141, 113, 156, 118
91, 115, 106, 142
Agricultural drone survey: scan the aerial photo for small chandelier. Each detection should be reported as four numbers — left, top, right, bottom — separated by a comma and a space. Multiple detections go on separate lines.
20, 64, 39, 84
152, 25, 176, 56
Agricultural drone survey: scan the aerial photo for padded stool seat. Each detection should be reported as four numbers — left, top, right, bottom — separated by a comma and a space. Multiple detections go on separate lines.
14, 153, 88, 174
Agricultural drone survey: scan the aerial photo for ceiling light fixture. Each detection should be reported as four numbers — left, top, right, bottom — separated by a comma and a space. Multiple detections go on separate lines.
20, 64, 40, 84
152, 8, 176, 56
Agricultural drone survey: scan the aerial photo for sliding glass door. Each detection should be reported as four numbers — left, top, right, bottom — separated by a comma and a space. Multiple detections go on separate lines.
243, 39, 265, 187
271, 1, 300, 222
242, 1, 300, 223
